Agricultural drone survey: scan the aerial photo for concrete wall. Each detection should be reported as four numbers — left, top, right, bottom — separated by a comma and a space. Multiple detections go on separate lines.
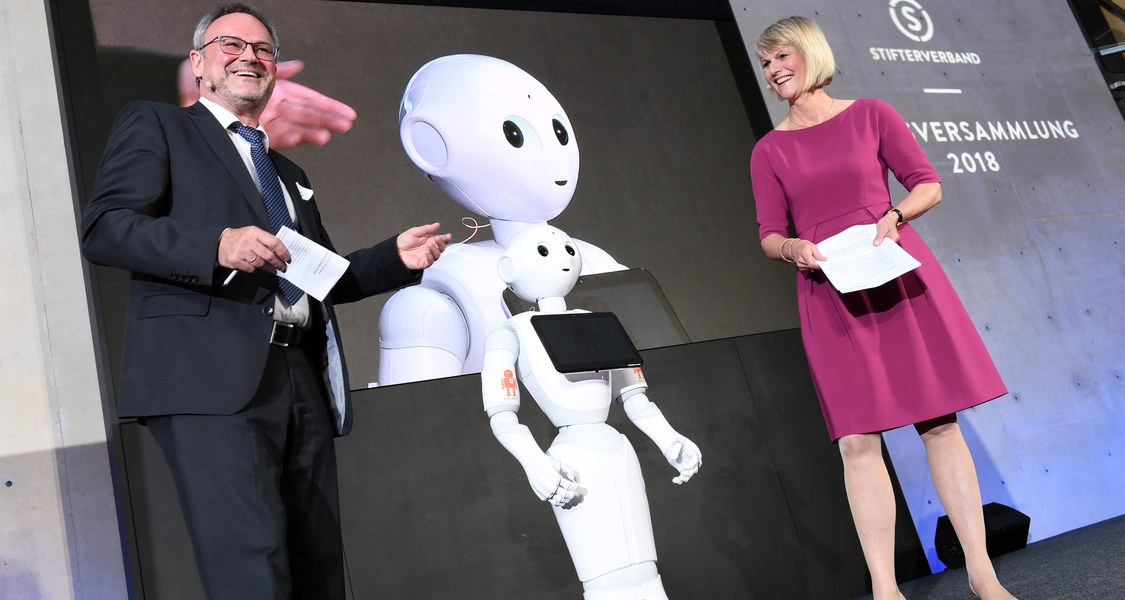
0, 0, 127, 597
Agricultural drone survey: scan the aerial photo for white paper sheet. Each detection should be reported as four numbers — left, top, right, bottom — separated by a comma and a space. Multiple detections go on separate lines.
814, 224, 920, 294
275, 226, 350, 301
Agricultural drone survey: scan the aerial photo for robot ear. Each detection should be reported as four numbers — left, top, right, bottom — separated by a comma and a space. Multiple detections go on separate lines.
400, 118, 448, 174
497, 256, 517, 284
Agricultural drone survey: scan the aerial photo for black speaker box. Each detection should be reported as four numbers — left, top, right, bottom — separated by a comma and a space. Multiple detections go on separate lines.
934, 502, 1030, 569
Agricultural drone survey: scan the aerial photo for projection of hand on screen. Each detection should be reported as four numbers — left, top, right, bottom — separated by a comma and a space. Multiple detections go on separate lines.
481, 225, 701, 600
378, 54, 626, 385
177, 58, 357, 150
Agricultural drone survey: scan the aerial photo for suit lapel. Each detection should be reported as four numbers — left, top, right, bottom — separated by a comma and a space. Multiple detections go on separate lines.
186, 102, 271, 226
272, 154, 319, 242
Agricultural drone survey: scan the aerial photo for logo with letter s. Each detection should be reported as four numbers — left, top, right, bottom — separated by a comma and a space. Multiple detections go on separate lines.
889, 0, 933, 42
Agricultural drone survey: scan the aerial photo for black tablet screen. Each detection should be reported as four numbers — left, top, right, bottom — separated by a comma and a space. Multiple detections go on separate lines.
530, 312, 643, 373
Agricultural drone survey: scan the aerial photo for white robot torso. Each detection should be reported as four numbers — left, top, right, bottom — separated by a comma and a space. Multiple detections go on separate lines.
504, 310, 612, 427
480, 225, 699, 598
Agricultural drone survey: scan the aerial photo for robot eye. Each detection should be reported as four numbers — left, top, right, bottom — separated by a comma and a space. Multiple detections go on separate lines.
537, 244, 549, 257
503, 120, 524, 148
552, 119, 569, 145
565, 244, 576, 256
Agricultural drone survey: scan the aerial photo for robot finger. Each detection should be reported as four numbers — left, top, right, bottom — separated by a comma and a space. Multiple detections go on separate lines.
555, 460, 580, 484
672, 463, 700, 485
556, 484, 588, 509
547, 481, 575, 507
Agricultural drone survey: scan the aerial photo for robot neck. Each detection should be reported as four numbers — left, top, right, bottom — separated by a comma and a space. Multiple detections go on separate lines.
492, 219, 548, 247
536, 297, 567, 313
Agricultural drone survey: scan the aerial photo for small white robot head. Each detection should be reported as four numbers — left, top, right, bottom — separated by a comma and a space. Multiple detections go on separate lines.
399, 54, 580, 223
498, 224, 582, 302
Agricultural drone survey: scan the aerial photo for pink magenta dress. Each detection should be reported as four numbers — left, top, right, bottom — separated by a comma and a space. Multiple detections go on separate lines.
750, 98, 1006, 440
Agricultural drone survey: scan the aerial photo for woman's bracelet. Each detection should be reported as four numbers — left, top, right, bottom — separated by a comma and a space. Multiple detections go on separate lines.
780, 237, 797, 263
883, 207, 905, 226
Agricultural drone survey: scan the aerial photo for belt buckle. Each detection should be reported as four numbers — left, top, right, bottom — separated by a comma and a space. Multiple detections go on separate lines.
270, 321, 298, 347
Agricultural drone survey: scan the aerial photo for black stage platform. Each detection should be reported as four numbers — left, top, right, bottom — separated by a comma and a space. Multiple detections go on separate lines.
853, 515, 1125, 600
117, 329, 1122, 599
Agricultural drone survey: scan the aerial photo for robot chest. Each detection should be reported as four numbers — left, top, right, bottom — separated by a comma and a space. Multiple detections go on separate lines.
513, 322, 612, 422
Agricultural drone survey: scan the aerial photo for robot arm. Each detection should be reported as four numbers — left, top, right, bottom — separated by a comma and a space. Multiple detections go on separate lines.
616, 371, 702, 485
482, 327, 584, 508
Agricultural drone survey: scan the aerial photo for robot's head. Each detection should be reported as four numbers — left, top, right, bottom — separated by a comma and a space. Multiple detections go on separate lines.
399, 54, 579, 222
497, 224, 582, 302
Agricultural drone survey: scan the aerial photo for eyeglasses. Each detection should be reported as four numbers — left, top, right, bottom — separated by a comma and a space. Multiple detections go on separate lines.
198, 36, 278, 61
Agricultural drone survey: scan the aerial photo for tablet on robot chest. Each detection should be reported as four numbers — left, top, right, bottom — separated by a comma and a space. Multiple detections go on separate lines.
530, 312, 644, 374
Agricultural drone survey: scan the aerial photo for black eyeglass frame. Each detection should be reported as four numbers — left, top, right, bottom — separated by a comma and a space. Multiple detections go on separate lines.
197, 35, 279, 61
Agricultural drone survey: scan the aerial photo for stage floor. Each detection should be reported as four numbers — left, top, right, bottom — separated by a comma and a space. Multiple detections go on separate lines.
853, 515, 1125, 600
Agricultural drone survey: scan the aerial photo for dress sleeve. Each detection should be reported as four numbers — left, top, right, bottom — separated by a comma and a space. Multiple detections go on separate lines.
872, 99, 940, 191
750, 138, 791, 240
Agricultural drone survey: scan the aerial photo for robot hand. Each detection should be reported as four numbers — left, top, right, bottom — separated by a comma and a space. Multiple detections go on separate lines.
621, 391, 702, 484
664, 439, 702, 485
489, 411, 587, 508
527, 455, 586, 509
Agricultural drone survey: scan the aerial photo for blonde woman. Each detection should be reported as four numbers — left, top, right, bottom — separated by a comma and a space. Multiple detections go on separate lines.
749, 16, 1016, 600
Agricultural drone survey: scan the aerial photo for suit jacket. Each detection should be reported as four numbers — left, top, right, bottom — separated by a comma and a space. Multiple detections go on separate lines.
81, 100, 419, 436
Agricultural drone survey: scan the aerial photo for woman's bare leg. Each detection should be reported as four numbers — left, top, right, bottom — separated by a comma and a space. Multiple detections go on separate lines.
839, 433, 905, 600
917, 415, 1015, 600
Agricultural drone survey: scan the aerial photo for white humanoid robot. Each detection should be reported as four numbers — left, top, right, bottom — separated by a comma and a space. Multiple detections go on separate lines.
378, 54, 626, 385
481, 224, 701, 600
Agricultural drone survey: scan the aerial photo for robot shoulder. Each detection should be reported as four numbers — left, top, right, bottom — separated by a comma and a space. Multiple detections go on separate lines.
571, 238, 627, 274
378, 285, 468, 352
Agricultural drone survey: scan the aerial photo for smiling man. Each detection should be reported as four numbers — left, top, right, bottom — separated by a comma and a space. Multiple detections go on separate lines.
192, 11, 277, 112
80, 4, 450, 599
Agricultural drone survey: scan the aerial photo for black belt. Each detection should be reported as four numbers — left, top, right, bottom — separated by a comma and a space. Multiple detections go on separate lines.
269, 321, 308, 347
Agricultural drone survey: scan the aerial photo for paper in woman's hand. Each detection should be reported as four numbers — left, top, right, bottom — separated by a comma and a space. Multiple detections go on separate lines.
815, 224, 920, 294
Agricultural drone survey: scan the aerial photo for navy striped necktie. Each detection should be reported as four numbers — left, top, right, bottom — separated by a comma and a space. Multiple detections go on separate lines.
231, 123, 304, 305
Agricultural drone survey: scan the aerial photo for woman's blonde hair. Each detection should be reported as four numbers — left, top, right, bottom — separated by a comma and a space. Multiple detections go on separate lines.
756, 16, 836, 98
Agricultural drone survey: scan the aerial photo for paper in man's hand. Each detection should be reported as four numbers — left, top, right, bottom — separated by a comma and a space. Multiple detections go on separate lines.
275, 226, 350, 301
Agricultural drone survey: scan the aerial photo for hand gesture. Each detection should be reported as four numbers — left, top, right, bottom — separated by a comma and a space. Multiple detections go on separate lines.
792, 239, 827, 273
259, 60, 358, 149
217, 225, 291, 273
663, 439, 702, 485
397, 222, 451, 270
527, 455, 585, 509
873, 210, 902, 247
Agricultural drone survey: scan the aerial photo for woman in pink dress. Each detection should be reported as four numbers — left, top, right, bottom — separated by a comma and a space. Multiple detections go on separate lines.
749, 16, 1016, 600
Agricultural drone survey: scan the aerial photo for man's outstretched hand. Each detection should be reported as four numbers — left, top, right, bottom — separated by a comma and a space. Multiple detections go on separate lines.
397, 223, 451, 270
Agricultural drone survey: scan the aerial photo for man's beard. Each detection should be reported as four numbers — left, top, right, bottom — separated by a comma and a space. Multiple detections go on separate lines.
215, 75, 273, 112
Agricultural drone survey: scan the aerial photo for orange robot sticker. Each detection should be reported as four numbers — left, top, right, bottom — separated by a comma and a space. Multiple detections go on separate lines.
633, 367, 645, 381
502, 369, 518, 397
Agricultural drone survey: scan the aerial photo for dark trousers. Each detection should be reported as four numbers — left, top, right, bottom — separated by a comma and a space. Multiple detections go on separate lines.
148, 343, 344, 600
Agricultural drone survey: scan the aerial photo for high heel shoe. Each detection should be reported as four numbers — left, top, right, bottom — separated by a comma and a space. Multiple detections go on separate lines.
969, 580, 1018, 600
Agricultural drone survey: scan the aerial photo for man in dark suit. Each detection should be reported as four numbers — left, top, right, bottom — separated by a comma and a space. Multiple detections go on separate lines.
79, 4, 450, 598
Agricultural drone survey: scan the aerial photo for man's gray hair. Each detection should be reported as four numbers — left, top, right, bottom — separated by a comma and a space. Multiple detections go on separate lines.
192, 3, 279, 53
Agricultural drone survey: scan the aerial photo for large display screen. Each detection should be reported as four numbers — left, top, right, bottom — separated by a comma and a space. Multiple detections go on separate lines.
73, 0, 793, 390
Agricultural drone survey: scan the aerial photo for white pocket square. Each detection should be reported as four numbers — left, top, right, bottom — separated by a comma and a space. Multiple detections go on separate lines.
296, 182, 314, 201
